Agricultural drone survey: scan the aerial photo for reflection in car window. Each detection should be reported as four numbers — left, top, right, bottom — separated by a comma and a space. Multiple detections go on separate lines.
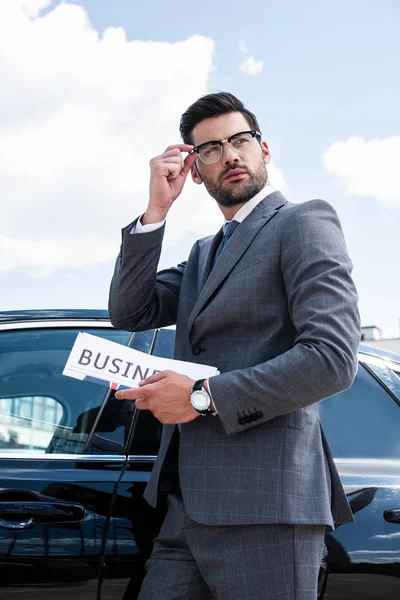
0, 396, 63, 452
152, 328, 176, 359
0, 327, 132, 455
360, 354, 400, 404
319, 363, 400, 458
388, 367, 400, 400
129, 329, 156, 353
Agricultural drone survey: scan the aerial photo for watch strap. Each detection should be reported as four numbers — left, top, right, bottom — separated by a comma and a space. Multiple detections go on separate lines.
192, 378, 206, 392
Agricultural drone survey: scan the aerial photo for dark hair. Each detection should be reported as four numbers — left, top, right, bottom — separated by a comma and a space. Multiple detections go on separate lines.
180, 92, 261, 145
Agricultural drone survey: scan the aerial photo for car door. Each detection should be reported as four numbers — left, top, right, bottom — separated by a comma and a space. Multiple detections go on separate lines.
318, 354, 400, 599
0, 320, 156, 600
99, 328, 174, 600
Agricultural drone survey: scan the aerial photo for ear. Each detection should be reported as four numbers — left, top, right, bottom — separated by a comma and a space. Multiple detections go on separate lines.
191, 161, 203, 185
261, 141, 271, 165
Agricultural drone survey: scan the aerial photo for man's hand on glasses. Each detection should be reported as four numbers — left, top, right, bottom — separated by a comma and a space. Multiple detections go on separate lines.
143, 144, 197, 225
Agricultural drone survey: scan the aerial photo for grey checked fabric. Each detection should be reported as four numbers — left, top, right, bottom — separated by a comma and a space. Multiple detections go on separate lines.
109, 191, 360, 530
213, 219, 239, 264
138, 486, 325, 599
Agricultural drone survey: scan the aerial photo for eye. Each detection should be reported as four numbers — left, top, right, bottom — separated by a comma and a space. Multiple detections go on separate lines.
202, 144, 220, 157
231, 135, 251, 148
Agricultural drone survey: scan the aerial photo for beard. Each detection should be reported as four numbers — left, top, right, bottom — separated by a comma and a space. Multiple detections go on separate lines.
200, 159, 268, 208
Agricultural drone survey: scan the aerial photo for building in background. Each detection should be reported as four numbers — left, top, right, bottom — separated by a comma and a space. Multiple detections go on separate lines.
361, 325, 400, 354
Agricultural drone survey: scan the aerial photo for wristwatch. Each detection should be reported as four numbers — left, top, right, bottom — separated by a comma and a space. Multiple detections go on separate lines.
190, 379, 213, 416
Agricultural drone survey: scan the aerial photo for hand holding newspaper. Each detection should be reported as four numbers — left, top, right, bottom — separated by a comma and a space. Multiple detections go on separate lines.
63, 332, 219, 391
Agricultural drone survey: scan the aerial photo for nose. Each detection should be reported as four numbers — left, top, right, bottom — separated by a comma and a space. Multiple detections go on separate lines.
222, 141, 240, 164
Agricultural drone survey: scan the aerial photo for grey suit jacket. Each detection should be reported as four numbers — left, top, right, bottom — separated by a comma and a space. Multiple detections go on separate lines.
109, 191, 360, 528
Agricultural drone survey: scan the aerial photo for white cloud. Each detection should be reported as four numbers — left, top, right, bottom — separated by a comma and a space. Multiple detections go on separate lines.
0, 233, 118, 277
268, 164, 288, 191
322, 136, 400, 208
0, 1, 286, 278
19, 0, 51, 18
0, 0, 216, 275
239, 56, 264, 76
371, 532, 400, 540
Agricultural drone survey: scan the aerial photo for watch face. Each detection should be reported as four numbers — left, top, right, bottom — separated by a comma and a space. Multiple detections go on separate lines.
191, 390, 210, 411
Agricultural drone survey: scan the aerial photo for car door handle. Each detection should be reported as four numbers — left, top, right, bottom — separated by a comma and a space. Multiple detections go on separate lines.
0, 501, 85, 529
383, 509, 400, 524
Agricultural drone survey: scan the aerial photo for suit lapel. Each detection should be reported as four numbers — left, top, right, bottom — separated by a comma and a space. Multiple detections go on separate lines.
188, 191, 287, 334
197, 228, 223, 291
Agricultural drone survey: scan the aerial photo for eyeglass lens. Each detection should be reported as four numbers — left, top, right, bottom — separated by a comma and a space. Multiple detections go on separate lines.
198, 132, 255, 164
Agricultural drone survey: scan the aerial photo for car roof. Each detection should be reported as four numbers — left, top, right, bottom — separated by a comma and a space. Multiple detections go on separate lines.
1, 309, 399, 365
0, 309, 110, 324
359, 342, 400, 365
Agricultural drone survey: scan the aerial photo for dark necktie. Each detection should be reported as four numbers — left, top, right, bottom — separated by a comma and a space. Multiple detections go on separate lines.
213, 220, 239, 265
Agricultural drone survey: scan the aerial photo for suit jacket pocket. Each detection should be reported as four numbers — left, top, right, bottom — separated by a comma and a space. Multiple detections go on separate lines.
286, 409, 307, 430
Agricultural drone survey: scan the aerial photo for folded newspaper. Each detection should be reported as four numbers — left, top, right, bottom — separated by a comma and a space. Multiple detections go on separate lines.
63, 332, 219, 391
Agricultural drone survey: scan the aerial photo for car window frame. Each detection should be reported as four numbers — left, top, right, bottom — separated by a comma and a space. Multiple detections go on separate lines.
358, 351, 400, 407
5, 326, 398, 464
0, 319, 146, 461
125, 328, 170, 461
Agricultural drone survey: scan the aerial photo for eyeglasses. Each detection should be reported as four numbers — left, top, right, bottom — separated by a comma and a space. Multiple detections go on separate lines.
192, 130, 261, 164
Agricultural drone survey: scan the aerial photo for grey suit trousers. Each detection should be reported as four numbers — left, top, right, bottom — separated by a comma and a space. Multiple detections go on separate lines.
138, 486, 325, 600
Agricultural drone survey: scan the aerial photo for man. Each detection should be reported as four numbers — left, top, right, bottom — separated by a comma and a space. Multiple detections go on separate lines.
109, 92, 360, 599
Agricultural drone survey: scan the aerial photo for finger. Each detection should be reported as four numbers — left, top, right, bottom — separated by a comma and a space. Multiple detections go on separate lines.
154, 158, 184, 177
139, 371, 169, 386
150, 160, 181, 181
115, 389, 136, 400
115, 387, 149, 400
152, 157, 182, 173
162, 148, 186, 159
150, 151, 184, 171
161, 157, 184, 168
167, 167, 182, 182
181, 151, 198, 176
162, 156, 183, 163
164, 144, 194, 153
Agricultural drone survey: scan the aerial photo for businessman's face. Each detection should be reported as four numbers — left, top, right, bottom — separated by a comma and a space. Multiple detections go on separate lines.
190, 112, 271, 208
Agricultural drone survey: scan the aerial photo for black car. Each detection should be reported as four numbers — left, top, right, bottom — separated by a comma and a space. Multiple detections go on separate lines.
0, 309, 399, 600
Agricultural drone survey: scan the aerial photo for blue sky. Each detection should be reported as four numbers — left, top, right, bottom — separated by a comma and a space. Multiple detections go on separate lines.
1, 0, 399, 336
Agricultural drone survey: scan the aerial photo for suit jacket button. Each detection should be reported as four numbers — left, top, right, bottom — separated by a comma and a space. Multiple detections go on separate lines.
255, 411, 263, 419
192, 344, 203, 356
238, 417, 246, 425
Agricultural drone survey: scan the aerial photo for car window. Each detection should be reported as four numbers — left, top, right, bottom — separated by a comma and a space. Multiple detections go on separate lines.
0, 395, 62, 452
359, 354, 400, 404
128, 329, 175, 456
151, 328, 175, 358
319, 363, 400, 458
0, 327, 134, 455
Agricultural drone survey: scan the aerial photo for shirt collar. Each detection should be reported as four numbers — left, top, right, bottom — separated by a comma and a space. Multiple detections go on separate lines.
224, 183, 276, 224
